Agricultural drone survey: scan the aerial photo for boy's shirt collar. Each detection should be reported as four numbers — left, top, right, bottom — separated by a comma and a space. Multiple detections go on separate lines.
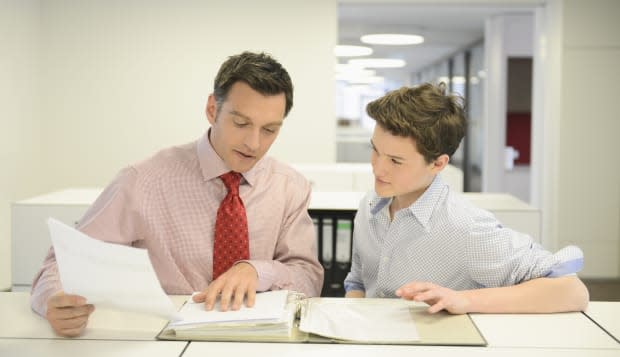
369, 174, 447, 229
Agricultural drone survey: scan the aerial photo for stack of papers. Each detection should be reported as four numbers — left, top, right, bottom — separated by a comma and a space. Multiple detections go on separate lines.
164, 290, 297, 340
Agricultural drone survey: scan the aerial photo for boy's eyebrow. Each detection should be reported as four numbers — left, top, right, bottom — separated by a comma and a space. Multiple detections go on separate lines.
229, 110, 283, 127
370, 139, 405, 161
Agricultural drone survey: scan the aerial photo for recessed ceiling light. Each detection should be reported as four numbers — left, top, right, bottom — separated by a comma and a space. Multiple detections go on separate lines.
361, 34, 424, 45
347, 76, 384, 84
348, 58, 406, 68
334, 45, 373, 57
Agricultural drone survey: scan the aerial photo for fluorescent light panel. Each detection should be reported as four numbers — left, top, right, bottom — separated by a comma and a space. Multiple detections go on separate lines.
334, 45, 373, 57
348, 58, 406, 68
361, 34, 424, 45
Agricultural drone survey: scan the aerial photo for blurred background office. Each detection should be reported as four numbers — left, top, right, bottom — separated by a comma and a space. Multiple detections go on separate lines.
1, 0, 618, 296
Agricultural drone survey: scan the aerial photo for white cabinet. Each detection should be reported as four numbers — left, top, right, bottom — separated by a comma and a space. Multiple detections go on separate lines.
11, 189, 101, 287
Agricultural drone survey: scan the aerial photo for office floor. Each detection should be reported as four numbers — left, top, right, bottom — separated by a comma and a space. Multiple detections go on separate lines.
584, 279, 620, 301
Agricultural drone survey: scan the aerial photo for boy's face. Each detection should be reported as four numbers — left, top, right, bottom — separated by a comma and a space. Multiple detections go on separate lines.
370, 124, 447, 208
206, 81, 285, 173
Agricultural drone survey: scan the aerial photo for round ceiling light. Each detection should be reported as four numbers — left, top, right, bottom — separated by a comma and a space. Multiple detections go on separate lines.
361, 34, 424, 45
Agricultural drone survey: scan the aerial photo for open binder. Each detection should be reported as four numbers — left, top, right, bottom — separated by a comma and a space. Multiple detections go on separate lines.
157, 290, 486, 346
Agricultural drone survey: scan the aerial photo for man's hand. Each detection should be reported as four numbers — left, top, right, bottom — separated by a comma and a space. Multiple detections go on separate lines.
46, 291, 95, 337
192, 262, 258, 311
396, 282, 471, 314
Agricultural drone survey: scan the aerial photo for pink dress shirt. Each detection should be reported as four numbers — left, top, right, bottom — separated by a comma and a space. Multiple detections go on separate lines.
31, 132, 324, 316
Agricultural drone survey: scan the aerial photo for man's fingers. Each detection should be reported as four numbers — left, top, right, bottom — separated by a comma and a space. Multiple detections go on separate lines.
48, 294, 87, 309
203, 280, 224, 311
47, 304, 94, 322
245, 287, 256, 308
58, 320, 88, 337
230, 286, 247, 311
218, 284, 236, 312
192, 292, 206, 303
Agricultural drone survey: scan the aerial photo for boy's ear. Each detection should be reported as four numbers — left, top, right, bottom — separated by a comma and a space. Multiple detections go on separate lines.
431, 154, 450, 173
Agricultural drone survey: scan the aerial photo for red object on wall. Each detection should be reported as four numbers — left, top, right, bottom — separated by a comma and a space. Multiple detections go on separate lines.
506, 112, 531, 165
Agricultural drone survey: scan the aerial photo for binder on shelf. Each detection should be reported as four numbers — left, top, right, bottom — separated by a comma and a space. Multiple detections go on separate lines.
321, 219, 333, 267
157, 290, 486, 346
335, 219, 351, 264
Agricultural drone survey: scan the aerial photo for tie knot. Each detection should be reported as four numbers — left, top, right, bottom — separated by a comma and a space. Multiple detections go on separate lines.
220, 171, 242, 194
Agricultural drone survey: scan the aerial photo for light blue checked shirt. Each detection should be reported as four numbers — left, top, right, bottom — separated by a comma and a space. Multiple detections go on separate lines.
344, 175, 584, 298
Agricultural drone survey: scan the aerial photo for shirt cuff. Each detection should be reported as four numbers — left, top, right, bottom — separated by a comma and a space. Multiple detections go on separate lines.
546, 246, 584, 277
344, 280, 365, 293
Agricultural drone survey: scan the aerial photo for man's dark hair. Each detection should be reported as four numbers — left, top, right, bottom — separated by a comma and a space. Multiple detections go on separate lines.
213, 51, 293, 117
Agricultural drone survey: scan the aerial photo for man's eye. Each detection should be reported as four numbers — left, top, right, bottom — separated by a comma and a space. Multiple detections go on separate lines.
234, 122, 248, 127
263, 127, 276, 134
391, 159, 402, 165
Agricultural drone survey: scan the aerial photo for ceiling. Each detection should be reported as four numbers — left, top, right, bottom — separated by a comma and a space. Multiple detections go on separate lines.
338, 2, 538, 85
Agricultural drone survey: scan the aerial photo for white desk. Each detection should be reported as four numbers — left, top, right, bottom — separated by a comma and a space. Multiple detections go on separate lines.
0, 292, 618, 355
0, 292, 188, 340
184, 341, 620, 357
585, 301, 620, 343
470, 312, 619, 349
0, 339, 187, 357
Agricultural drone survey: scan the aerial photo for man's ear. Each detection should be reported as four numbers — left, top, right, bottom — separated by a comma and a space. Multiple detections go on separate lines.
431, 154, 450, 173
206, 94, 218, 125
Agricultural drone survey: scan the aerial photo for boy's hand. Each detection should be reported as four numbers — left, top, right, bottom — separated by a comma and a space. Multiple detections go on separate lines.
396, 281, 471, 314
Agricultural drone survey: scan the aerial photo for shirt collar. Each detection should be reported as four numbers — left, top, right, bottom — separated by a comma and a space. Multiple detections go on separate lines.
196, 129, 264, 187
406, 174, 447, 228
368, 174, 447, 229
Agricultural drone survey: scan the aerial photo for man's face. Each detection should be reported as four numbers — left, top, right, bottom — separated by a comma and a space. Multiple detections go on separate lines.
206, 81, 286, 173
371, 124, 446, 207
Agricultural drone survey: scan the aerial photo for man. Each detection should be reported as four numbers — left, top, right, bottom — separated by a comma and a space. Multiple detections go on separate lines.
344, 82, 589, 314
31, 51, 324, 337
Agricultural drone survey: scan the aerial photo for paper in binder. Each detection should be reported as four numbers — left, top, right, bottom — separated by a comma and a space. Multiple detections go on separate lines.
157, 291, 486, 346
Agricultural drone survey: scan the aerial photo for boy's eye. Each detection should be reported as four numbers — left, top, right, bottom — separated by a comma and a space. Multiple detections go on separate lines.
391, 159, 402, 165
263, 127, 276, 134
234, 121, 249, 127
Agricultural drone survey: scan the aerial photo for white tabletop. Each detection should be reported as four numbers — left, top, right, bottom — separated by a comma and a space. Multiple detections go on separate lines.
0, 292, 188, 340
0, 339, 187, 357
470, 311, 619, 349
585, 301, 620, 343
184, 341, 620, 357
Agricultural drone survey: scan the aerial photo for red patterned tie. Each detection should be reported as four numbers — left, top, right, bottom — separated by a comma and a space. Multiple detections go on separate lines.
213, 171, 249, 279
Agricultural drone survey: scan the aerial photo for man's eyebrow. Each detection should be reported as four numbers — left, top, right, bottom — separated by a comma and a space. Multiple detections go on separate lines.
370, 139, 406, 161
229, 110, 252, 121
229, 110, 283, 127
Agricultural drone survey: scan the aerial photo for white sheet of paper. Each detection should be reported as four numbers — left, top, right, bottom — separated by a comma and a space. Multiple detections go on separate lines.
47, 217, 179, 320
170, 290, 289, 329
299, 299, 420, 342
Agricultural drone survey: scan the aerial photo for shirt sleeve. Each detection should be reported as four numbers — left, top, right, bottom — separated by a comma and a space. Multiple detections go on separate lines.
246, 178, 324, 297
30, 167, 142, 316
344, 197, 366, 293
464, 209, 584, 288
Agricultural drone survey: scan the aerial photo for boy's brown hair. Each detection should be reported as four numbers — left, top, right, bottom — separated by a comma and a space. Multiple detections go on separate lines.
366, 82, 466, 163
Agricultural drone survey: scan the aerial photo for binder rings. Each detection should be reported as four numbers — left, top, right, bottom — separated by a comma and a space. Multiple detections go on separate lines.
157, 291, 486, 346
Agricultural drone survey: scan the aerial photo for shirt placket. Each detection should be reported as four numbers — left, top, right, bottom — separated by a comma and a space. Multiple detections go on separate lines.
375, 211, 399, 298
